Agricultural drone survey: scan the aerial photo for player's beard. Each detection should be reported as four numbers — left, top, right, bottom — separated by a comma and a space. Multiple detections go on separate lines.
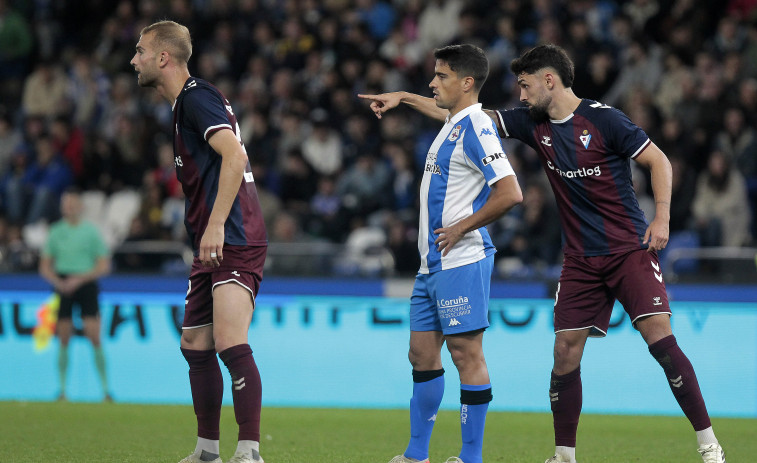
136, 67, 158, 88
527, 96, 552, 123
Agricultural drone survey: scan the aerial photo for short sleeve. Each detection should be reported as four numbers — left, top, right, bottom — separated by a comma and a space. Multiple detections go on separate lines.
601, 107, 650, 159
182, 86, 233, 140
494, 107, 534, 144
42, 227, 57, 258
89, 224, 109, 257
464, 113, 516, 185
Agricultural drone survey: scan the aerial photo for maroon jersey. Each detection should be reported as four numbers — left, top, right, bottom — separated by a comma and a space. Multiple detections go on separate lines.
172, 77, 267, 253
495, 100, 650, 257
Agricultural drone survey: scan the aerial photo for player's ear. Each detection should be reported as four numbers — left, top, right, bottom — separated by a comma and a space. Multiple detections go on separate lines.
544, 72, 554, 90
159, 51, 169, 67
463, 76, 475, 92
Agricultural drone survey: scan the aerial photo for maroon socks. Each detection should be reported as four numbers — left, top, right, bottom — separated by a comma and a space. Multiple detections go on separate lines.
649, 335, 712, 431
550, 367, 582, 447
219, 344, 263, 442
181, 348, 223, 440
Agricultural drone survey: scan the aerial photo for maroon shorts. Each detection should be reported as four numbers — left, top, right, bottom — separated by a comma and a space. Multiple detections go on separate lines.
554, 248, 670, 337
183, 245, 266, 329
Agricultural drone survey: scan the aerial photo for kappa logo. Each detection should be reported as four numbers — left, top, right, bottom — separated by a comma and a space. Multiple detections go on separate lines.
231, 270, 240, 277
541, 135, 552, 146
651, 261, 663, 283
448, 318, 461, 327
448, 125, 462, 142
174, 156, 183, 167
479, 127, 494, 137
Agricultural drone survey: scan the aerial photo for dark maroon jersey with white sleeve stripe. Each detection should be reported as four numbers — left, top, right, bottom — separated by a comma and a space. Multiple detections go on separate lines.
172, 77, 267, 253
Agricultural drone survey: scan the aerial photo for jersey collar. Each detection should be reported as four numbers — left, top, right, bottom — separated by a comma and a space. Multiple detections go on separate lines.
172, 76, 197, 111
550, 99, 588, 124
445, 103, 482, 125
550, 113, 574, 124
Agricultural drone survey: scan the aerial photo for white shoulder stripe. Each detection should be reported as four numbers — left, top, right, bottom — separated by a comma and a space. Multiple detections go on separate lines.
496, 111, 509, 138
631, 138, 651, 158
204, 124, 233, 140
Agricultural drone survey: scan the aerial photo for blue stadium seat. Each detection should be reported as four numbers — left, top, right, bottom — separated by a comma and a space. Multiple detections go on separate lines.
659, 230, 700, 275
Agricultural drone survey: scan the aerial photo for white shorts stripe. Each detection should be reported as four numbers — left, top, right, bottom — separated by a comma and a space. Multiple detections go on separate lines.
212, 278, 256, 304
182, 322, 213, 330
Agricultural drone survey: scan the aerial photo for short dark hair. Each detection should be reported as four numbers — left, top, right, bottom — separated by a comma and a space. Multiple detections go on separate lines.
141, 20, 193, 64
433, 44, 489, 92
510, 44, 575, 88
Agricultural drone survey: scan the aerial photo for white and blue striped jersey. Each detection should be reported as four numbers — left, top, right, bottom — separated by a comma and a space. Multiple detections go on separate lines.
418, 103, 516, 274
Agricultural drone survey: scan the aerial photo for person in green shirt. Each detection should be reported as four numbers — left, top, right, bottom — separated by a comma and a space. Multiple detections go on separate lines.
39, 187, 112, 402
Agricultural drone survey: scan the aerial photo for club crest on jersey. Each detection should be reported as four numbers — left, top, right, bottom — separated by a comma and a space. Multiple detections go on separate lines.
579, 130, 592, 149
448, 125, 462, 142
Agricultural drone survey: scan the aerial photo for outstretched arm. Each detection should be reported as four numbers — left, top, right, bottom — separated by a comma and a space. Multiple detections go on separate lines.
483, 109, 505, 137
357, 91, 448, 122
634, 142, 672, 252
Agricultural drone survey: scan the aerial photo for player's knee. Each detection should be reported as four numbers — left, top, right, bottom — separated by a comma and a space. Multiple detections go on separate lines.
553, 341, 582, 370
408, 346, 440, 370
213, 327, 246, 350
447, 344, 484, 370
180, 328, 213, 350
637, 314, 673, 345
407, 349, 427, 369
180, 329, 195, 345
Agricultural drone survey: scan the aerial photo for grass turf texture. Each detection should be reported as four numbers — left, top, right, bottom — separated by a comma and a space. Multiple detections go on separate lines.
0, 402, 753, 462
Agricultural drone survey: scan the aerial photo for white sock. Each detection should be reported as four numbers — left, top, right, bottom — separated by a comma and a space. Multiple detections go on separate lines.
194, 437, 220, 457
236, 440, 260, 457
556, 446, 576, 462
696, 426, 718, 446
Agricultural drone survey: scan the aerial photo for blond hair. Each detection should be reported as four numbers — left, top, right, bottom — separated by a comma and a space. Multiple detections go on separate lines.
141, 20, 192, 64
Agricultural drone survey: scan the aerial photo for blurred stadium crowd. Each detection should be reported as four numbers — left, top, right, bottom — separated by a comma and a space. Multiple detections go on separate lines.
0, 0, 755, 278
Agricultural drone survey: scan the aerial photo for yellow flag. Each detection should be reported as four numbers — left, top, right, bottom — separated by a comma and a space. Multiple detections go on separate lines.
32, 293, 60, 352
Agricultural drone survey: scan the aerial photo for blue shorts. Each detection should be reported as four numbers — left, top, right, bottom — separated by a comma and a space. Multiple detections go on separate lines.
410, 255, 493, 335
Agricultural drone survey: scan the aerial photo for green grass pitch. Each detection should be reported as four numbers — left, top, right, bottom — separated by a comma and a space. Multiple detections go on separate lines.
0, 401, 753, 462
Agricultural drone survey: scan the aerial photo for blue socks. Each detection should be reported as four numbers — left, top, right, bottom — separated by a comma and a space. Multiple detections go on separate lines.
459, 383, 492, 463
404, 369, 445, 461
403, 371, 492, 463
